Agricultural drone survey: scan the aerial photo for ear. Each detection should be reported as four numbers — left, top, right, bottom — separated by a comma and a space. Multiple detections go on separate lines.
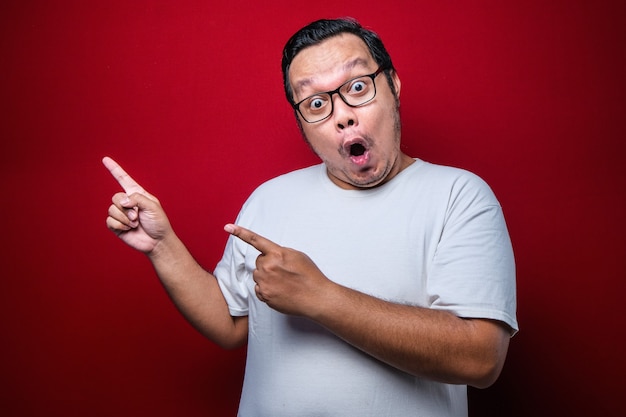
391, 70, 401, 99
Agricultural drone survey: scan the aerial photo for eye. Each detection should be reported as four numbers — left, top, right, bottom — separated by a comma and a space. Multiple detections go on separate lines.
344, 78, 370, 97
306, 96, 328, 112
348, 79, 369, 95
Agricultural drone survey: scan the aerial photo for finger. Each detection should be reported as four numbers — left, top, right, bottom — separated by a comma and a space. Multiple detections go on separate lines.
106, 208, 134, 232
111, 191, 139, 221
254, 284, 266, 303
224, 224, 281, 254
108, 203, 139, 229
102, 156, 146, 195
113, 191, 160, 219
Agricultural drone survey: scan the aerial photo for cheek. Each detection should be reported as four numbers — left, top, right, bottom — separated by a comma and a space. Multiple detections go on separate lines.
378, 103, 401, 134
363, 107, 394, 138
302, 126, 337, 154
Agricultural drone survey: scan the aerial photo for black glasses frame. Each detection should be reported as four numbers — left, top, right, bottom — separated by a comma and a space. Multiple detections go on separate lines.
292, 67, 386, 123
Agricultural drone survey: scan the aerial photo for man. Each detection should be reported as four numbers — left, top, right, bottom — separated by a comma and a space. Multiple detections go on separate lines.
105, 18, 517, 417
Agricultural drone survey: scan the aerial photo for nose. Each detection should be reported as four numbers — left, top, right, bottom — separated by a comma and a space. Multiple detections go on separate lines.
332, 94, 357, 130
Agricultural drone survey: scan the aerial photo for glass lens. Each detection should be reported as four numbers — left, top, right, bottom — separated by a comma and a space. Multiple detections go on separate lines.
340, 76, 375, 106
299, 94, 333, 123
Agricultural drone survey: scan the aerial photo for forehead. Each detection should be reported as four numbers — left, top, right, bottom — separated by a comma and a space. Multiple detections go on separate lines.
289, 33, 376, 96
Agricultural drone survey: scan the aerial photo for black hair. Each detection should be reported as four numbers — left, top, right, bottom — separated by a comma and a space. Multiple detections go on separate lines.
281, 17, 396, 105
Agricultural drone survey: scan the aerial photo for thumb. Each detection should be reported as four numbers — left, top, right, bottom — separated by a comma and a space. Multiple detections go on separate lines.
120, 191, 160, 210
119, 192, 162, 224
121, 191, 171, 237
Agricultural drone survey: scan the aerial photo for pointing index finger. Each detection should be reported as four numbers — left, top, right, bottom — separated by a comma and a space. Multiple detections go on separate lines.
102, 156, 146, 195
224, 224, 281, 254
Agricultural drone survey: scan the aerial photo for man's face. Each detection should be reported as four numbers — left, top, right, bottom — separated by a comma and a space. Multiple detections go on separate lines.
288, 33, 406, 190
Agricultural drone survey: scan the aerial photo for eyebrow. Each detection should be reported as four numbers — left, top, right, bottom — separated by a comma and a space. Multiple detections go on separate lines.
293, 57, 371, 93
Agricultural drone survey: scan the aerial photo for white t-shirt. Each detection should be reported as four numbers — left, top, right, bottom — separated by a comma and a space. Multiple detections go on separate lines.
214, 159, 518, 417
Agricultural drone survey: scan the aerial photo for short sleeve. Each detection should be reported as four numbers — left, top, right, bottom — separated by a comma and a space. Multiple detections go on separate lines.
213, 208, 257, 317
428, 174, 518, 334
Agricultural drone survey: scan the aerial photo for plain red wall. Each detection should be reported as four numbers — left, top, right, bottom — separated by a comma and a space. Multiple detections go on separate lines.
2, 1, 625, 416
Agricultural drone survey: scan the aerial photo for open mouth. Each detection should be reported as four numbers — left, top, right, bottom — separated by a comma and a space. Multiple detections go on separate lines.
344, 139, 370, 165
350, 143, 366, 156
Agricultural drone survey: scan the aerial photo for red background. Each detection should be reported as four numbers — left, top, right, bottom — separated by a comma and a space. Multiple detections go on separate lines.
2, 1, 625, 416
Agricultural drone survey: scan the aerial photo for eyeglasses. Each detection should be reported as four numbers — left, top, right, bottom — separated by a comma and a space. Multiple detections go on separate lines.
292, 67, 385, 123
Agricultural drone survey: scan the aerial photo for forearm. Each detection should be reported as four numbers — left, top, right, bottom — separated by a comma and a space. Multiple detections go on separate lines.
312, 282, 510, 388
147, 232, 248, 349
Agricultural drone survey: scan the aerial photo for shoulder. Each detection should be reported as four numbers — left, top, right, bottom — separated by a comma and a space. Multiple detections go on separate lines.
403, 159, 499, 205
410, 159, 485, 183
250, 164, 323, 196
237, 164, 324, 213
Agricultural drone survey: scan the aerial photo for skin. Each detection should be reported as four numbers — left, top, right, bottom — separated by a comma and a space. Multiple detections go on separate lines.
104, 33, 511, 389
290, 34, 414, 189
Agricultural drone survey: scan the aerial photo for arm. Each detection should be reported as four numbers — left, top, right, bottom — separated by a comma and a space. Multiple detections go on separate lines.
312, 282, 510, 388
103, 157, 247, 349
224, 224, 511, 388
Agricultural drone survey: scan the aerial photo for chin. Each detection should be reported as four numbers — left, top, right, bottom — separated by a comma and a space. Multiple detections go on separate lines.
347, 171, 388, 189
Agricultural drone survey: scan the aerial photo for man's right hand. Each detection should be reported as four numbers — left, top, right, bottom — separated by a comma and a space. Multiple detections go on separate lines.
103, 156, 173, 254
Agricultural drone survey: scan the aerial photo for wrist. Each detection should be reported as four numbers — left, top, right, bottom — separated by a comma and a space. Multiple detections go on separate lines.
146, 228, 179, 260
308, 279, 349, 323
